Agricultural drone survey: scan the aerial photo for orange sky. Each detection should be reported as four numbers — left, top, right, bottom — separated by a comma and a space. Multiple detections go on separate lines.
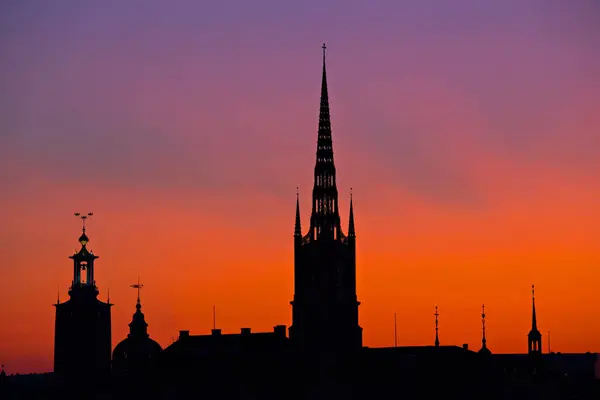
1, 0, 600, 374
1, 151, 599, 373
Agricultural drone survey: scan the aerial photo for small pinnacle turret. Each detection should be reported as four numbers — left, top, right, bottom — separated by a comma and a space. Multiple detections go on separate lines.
348, 189, 355, 237
294, 187, 302, 237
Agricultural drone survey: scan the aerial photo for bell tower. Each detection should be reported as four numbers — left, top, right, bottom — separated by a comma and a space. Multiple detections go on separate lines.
54, 213, 112, 379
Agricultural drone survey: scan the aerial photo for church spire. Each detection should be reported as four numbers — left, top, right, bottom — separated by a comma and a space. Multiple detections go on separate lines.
295, 187, 302, 237
309, 43, 342, 242
348, 188, 355, 237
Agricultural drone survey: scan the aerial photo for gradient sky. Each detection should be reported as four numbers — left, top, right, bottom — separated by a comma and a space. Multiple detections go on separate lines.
1, 0, 599, 374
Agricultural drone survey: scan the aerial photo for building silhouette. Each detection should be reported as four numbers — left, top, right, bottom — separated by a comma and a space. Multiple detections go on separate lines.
53, 214, 112, 378
289, 43, 362, 353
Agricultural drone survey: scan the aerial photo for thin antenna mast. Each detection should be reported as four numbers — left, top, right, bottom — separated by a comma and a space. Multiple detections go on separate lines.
394, 313, 398, 348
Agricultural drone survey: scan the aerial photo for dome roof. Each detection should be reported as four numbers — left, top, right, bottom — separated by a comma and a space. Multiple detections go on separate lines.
113, 336, 163, 362
79, 232, 89, 246
477, 347, 492, 356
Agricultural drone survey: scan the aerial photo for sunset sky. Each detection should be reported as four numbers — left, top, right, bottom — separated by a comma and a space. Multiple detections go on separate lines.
1, 0, 599, 374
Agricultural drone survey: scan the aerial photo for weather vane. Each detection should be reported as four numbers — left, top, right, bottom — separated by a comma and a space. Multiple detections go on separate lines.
74, 212, 94, 231
130, 277, 143, 302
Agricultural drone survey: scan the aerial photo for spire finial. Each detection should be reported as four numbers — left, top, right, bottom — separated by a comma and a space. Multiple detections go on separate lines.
74, 212, 93, 232
481, 304, 487, 349
531, 284, 538, 330
74, 212, 93, 247
348, 188, 355, 237
434, 305, 440, 348
322, 42, 326, 63
295, 187, 302, 237
131, 277, 143, 309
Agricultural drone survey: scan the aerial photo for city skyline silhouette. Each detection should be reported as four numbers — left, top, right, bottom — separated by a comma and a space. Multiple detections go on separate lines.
1, 1, 600, 375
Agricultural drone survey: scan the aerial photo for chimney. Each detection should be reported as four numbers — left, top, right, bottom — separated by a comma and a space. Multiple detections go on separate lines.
462, 344, 469, 351
273, 325, 287, 338
179, 330, 190, 340
211, 329, 222, 336
241, 328, 251, 335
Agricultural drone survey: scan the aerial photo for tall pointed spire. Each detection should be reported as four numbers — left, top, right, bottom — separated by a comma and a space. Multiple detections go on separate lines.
348, 188, 355, 237
295, 187, 302, 237
309, 43, 342, 242
434, 305, 440, 348
531, 284, 537, 331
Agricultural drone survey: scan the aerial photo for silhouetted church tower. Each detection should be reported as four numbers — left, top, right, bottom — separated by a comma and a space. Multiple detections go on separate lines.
54, 213, 112, 378
289, 44, 362, 352
528, 284, 542, 355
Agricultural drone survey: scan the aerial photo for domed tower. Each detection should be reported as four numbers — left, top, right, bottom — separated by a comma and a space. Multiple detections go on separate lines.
112, 278, 162, 374
54, 213, 112, 378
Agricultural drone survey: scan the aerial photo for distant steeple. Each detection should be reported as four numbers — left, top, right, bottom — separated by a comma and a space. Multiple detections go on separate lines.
434, 305, 440, 348
348, 188, 355, 237
478, 304, 492, 355
294, 187, 302, 237
528, 284, 542, 354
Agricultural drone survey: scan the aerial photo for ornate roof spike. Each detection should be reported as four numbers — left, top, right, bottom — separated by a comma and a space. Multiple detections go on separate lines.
295, 187, 302, 237
531, 284, 538, 331
348, 188, 355, 237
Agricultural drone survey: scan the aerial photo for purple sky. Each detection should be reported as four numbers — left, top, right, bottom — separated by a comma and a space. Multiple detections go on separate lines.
1, 0, 598, 207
